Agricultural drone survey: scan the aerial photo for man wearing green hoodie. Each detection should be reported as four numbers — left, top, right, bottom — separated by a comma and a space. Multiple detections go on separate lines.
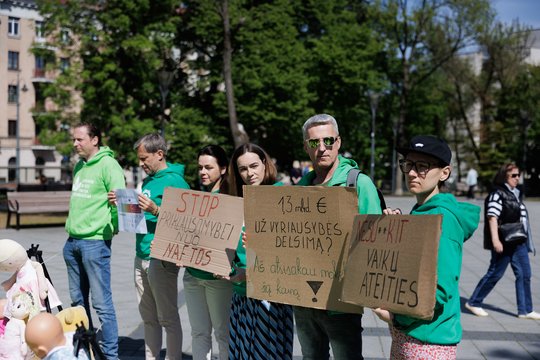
63, 123, 125, 360
294, 114, 382, 360
116, 133, 189, 360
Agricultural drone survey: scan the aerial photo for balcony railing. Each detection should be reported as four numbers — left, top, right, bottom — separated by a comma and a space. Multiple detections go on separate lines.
34, 68, 46, 78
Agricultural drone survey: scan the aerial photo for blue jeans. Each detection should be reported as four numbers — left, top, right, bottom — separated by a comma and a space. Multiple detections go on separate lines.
293, 306, 363, 360
63, 238, 118, 359
468, 242, 532, 315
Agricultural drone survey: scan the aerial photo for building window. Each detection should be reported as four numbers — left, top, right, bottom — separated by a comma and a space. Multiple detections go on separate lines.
8, 120, 17, 137
61, 29, 70, 43
60, 57, 70, 72
8, 51, 19, 70
8, 85, 18, 103
8, 158, 16, 182
35, 56, 46, 77
35, 21, 44, 39
36, 56, 45, 70
8, 17, 20, 37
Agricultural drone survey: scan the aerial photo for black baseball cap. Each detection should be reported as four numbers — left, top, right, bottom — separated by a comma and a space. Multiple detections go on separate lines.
397, 135, 451, 165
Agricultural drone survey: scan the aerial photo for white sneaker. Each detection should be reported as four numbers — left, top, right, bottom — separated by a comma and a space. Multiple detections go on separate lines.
518, 311, 540, 320
465, 302, 489, 317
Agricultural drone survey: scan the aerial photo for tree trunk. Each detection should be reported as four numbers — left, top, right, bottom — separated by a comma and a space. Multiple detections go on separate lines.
393, 58, 410, 196
454, 82, 480, 162
221, 0, 248, 147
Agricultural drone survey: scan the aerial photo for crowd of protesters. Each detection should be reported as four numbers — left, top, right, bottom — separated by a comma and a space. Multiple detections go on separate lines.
33, 115, 538, 360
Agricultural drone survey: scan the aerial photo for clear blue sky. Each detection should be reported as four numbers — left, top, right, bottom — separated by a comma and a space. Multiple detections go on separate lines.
492, 0, 540, 29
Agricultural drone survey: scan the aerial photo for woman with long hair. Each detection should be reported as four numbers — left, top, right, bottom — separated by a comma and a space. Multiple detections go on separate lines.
227, 143, 294, 360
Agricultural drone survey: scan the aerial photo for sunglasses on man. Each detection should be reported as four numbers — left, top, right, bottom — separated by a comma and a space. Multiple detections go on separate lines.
306, 136, 338, 149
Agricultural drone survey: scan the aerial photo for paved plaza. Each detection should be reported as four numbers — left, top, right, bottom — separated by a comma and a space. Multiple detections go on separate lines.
1, 195, 539, 359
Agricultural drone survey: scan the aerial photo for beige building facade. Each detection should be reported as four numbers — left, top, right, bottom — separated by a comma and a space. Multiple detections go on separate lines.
0, 0, 65, 186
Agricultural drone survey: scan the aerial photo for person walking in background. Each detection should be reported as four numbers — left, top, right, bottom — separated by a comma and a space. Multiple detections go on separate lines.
290, 160, 302, 185
227, 143, 294, 360
294, 114, 382, 360
183, 145, 233, 360
466, 163, 539, 320
108, 133, 188, 359
466, 167, 478, 199
301, 161, 312, 176
63, 123, 125, 360
374, 135, 480, 360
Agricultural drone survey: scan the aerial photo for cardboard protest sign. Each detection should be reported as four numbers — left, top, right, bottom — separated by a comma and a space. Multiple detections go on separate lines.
244, 186, 363, 313
151, 188, 244, 276
340, 214, 442, 320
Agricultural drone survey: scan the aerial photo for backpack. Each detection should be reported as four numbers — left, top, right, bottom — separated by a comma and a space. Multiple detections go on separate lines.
345, 168, 387, 211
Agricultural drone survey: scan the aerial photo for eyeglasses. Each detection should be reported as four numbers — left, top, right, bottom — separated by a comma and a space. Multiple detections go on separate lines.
306, 137, 338, 149
510, 173, 520, 178
399, 159, 434, 175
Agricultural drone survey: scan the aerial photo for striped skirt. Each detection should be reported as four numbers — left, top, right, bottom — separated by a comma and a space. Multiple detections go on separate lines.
228, 293, 294, 360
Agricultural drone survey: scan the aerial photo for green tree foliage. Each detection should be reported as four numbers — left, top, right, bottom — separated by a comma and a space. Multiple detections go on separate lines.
174, 0, 384, 170
37, 0, 385, 176
439, 19, 540, 191
294, 0, 386, 171
37, 0, 184, 165
167, 105, 230, 186
373, 0, 493, 193
471, 22, 533, 187
231, 0, 314, 165
441, 54, 480, 173
35, 0, 540, 194
520, 66, 540, 194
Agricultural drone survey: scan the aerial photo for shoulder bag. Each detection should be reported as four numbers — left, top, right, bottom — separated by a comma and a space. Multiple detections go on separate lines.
498, 222, 527, 244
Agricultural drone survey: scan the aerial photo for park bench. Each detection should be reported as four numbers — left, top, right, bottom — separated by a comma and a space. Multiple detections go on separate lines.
6, 191, 71, 230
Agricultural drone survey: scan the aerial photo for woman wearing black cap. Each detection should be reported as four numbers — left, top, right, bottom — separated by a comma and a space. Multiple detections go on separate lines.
374, 135, 480, 359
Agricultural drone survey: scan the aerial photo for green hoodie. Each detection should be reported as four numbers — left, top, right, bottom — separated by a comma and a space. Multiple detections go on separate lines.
297, 155, 382, 315
137, 163, 189, 260
66, 146, 126, 240
297, 155, 382, 215
393, 193, 480, 345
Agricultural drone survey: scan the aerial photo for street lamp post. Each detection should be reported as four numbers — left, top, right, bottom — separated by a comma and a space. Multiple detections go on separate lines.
391, 120, 397, 194
368, 91, 380, 181
15, 71, 28, 186
520, 109, 531, 195
157, 68, 175, 137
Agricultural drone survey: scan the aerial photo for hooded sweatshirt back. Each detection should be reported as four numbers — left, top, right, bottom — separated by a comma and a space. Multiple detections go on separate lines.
393, 193, 480, 345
